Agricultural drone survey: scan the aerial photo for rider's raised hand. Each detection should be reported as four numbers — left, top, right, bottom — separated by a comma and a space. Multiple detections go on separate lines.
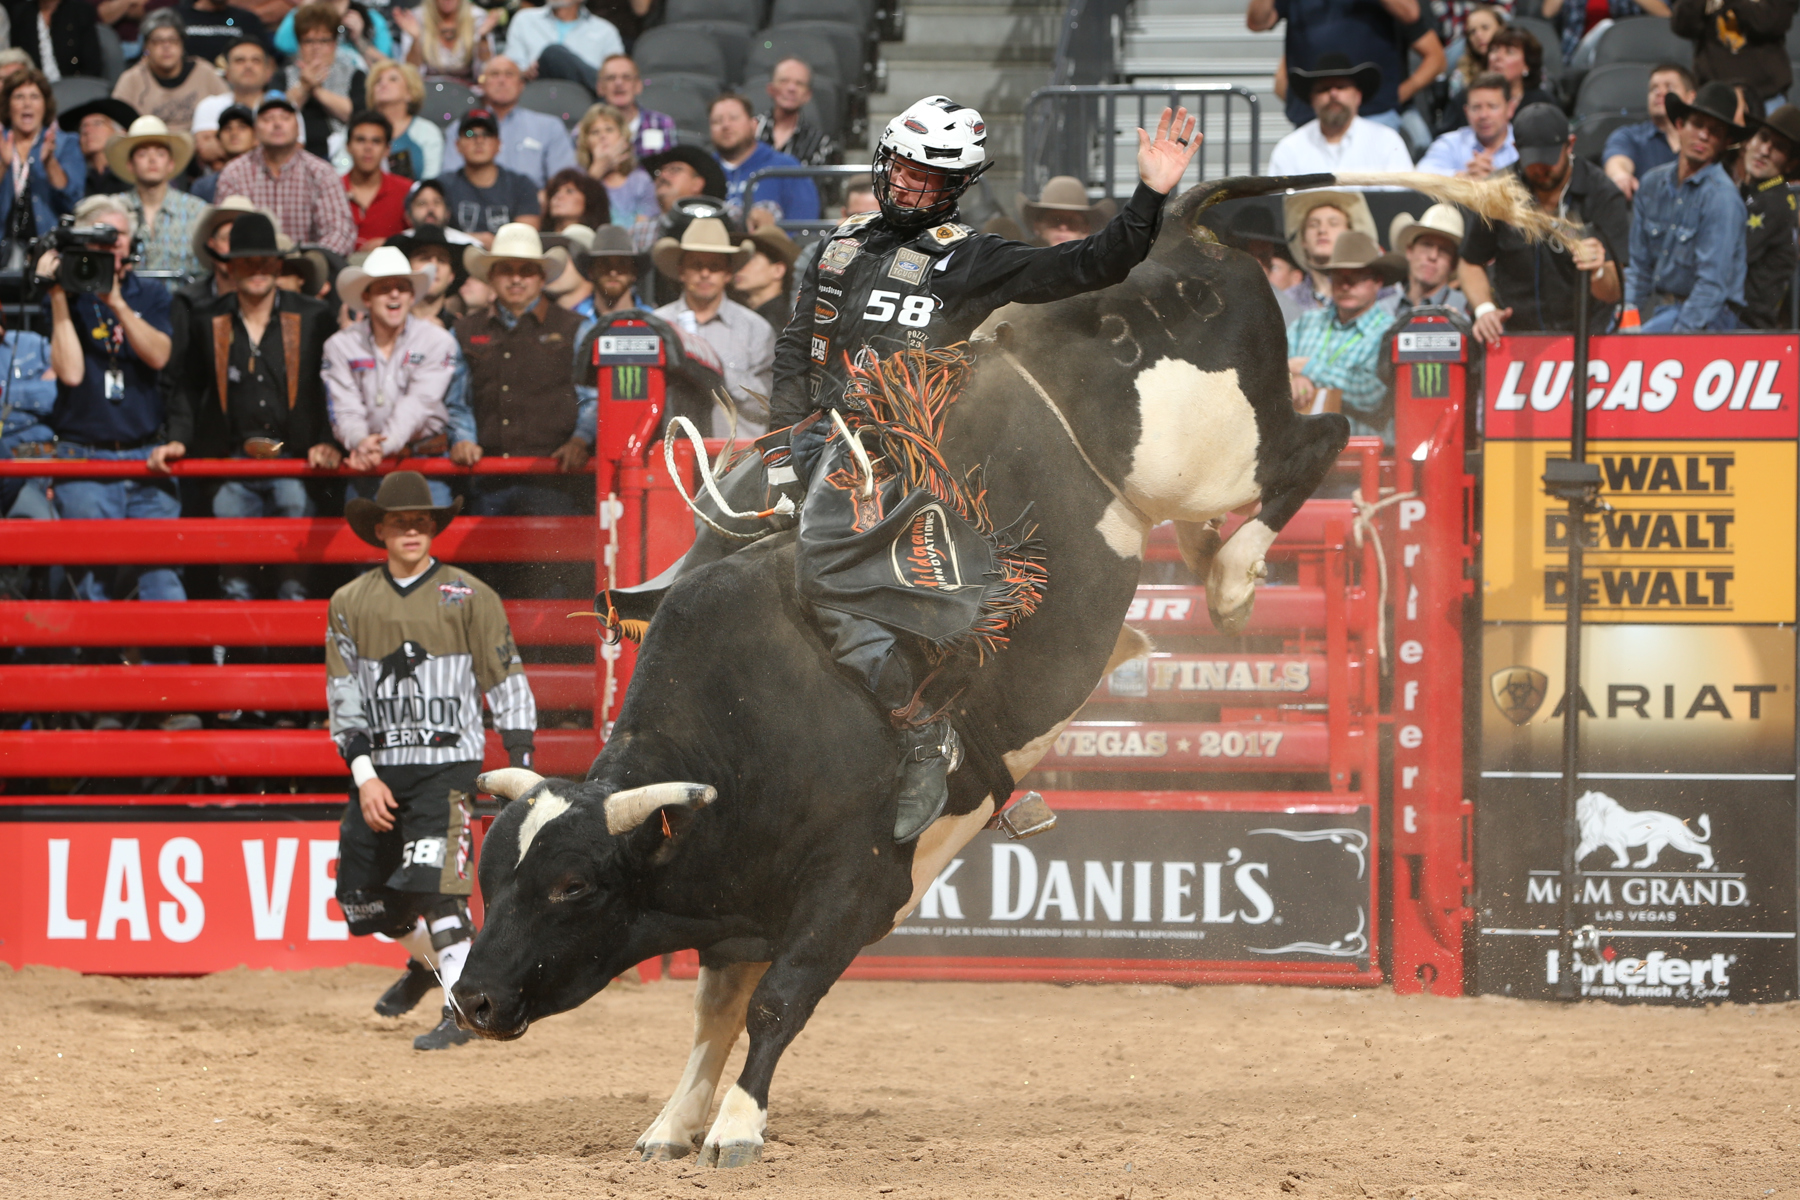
1137, 106, 1202, 195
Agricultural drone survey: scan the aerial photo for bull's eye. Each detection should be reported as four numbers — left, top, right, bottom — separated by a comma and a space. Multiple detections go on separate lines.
548, 877, 590, 903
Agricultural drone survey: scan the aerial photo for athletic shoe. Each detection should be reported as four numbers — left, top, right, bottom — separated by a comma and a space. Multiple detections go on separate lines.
374, 960, 437, 1017
413, 1006, 473, 1050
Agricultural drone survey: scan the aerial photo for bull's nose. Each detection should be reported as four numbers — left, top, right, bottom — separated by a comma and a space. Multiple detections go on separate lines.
453, 984, 493, 1030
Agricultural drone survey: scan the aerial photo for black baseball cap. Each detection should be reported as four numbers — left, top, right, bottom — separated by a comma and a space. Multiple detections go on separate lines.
256, 93, 298, 116
1513, 103, 1571, 167
218, 104, 255, 131
459, 108, 500, 137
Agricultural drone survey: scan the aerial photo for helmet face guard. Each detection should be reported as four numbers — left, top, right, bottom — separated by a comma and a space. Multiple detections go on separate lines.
872, 145, 991, 229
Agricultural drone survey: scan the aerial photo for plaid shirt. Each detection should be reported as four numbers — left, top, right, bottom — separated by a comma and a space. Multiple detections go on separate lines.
630, 108, 679, 160
1287, 303, 1395, 443
215, 146, 357, 256
123, 188, 211, 291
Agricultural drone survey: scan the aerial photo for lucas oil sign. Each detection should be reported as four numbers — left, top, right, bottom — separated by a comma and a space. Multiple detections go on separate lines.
1477, 334, 1798, 1004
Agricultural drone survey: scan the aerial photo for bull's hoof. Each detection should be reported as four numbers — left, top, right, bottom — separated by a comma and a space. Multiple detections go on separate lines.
1206, 561, 1266, 635
638, 1142, 692, 1162
700, 1140, 763, 1169
1173, 519, 1224, 582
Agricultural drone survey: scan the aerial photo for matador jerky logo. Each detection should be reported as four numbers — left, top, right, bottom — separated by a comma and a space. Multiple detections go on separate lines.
891, 503, 964, 589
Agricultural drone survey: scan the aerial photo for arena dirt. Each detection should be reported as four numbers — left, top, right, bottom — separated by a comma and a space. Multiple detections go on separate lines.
2, 964, 1796, 1199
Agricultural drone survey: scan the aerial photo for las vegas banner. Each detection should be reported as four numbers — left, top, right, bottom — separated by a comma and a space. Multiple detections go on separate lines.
1477, 334, 1798, 1003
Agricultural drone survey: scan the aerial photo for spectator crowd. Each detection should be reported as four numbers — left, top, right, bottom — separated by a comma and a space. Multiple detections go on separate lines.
1239, 0, 1800, 447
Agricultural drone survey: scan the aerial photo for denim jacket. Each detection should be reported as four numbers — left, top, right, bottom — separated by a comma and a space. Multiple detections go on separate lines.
0, 130, 87, 242
1625, 160, 1746, 332
0, 329, 56, 451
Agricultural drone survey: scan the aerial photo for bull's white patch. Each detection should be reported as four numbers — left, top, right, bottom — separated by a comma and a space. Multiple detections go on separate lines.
1094, 498, 1147, 559
703, 1083, 767, 1156
515, 791, 572, 865
897, 797, 997, 927
1124, 358, 1262, 521
638, 962, 768, 1155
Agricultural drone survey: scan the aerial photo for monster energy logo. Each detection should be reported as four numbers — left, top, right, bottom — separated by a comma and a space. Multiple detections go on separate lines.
1411, 361, 1449, 398
611, 365, 649, 400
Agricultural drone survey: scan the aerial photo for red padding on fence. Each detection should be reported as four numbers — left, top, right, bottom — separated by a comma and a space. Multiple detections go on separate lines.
0, 729, 598, 777
0, 455, 581, 478
0, 793, 344, 807
1038, 720, 1331, 772
0, 517, 592, 564
0, 599, 597, 646
0, 664, 596, 712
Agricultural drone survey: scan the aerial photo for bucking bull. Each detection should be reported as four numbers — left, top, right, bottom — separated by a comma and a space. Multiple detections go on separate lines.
451, 171, 1561, 1166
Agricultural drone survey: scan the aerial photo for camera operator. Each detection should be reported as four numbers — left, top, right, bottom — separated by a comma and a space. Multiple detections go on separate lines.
40, 193, 178, 606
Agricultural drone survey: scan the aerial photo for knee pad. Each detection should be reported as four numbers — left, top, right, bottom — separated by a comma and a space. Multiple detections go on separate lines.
338, 887, 424, 939
425, 896, 475, 949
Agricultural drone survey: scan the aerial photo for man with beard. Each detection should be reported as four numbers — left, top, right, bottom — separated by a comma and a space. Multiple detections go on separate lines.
572, 223, 645, 320
1417, 73, 1516, 180
1624, 82, 1748, 333
1732, 104, 1798, 328
1267, 53, 1414, 174
711, 93, 819, 227
1460, 103, 1626, 344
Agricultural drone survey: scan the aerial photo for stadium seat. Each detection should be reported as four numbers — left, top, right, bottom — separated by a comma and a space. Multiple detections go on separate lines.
95, 22, 125, 84
520, 79, 597, 129
634, 26, 731, 84
1573, 112, 1639, 163
665, 0, 765, 27
421, 78, 479, 131
748, 29, 846, 85
770, 0, 874, 27
764, 20, 867, 86
746, 70, 845, 139
1511, 15, 1564, 86
1591, 16, 1693, 69
641, 74, 722, 133
52, 76, 111, 115
1574, 62, 1652, 119
657, 20, 755, 85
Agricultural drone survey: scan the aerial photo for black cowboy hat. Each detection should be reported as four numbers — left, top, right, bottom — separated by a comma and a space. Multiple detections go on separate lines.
56, 96, 138, 134
640, 145, 729, 208
385, 223, 456, 258
1664, 81, 1747, 140
1746, 103, 1800, 156
216, 211, 283, 259
1289, 53, 1382, 101
345, 470, 463, 549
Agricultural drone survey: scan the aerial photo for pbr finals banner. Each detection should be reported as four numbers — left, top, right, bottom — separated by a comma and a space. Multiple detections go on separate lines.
1478, 333, 1798, 1003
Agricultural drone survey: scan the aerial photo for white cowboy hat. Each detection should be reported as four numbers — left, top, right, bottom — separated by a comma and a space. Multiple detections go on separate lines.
462, 222, 570, 282
336, 245, 433, 312
650, 216, 751, 278
1390, 203, 1466, 256
105, 115, 195, 184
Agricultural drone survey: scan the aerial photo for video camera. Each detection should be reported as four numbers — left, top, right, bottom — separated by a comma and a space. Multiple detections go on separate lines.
30, 219, 124, 296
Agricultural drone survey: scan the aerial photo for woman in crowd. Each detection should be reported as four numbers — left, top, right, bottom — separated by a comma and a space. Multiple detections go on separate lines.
0, 68, 83, 255
395, 0, 500, 82
1486, 26, 1558, 110
544, 168, 610, 234
368, 60, 442, 181
286, 1, 367, 169
1448, 5, 1506, 100
275, 0, 394, 64
577, 103, 657, 249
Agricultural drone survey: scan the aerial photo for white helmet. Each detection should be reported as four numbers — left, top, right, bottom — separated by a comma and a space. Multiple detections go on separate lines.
873, 95, 991, 228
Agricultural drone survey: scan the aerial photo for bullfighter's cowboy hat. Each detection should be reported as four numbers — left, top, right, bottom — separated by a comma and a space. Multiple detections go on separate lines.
651, 216, 752, 277
105, 115, 195, 184
336, 245, 434, 312
345, 470, 463, 548
1664, 81, 1747, 141
1016, 175, 1113, 233
462, 222, 571, 282
1289, 52, 1382, 101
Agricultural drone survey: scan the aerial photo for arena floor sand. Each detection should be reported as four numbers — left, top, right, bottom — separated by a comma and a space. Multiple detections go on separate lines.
1, 964, 1796, 1199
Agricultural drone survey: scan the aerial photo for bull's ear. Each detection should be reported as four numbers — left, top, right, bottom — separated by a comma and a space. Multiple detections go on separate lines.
603, 782, 717, 835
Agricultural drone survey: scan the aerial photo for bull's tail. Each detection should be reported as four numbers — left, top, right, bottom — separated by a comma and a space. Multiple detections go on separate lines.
1167, 172, 1338, 225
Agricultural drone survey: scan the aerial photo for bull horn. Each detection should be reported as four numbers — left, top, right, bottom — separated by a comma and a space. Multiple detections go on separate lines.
477, 768, 546, 802
604, 782, 717, 835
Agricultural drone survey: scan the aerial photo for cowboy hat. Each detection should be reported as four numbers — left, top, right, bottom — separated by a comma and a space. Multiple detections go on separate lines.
1017, 175, 1111, 232
105, 115, 195, 184
279, 248, 327, 296
1289, 53, 1382, 101
639, 144, 729, 205
344, 470, 463, 549
1664, 81, 1747, 141
1283, 189, 1380, 264
196, 197, 293, 263
743, 224, 798, 267
56, 95, 137, 135
336, 245, 433, 311
462, 222, 570, 282
1317, 230, 1404, 283
650, 216, 752, 277
217, 211, 284, 259
1390, 203, 1466, 256
575, 222, 641, 273
1746, 103, 1800, 157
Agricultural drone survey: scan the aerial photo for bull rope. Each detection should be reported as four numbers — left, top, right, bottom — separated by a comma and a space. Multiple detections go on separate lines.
663, 414, 797, 540
996, 349, 1155, 529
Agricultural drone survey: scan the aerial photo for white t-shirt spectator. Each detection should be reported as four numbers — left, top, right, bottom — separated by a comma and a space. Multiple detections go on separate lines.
1268, 116, 1414, 175
503, 7, 624, 76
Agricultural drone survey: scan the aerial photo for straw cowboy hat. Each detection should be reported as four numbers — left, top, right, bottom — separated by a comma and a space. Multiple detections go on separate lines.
345, 470, 463, 549
335, 245, 433, 311
1017, 175, 1112, 233
105, 115, 195, 184
193, 195, 290, 264
462, 222, 570, 282
1283, 188, 1379, 263
651, 216, 751, 277
1389, 203, 1466, 256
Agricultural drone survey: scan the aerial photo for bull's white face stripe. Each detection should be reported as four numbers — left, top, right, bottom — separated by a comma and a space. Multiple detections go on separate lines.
515, 791, 572, 864
1123, 358, 1263, 523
